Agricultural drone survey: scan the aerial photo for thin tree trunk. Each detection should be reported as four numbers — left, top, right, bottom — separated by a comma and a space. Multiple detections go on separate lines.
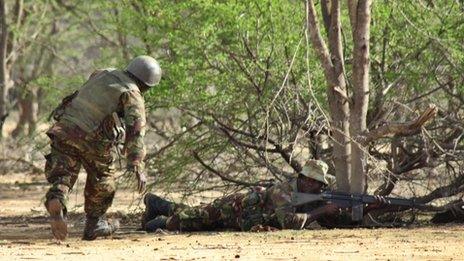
12, 86, 38, 137
28, 87, 38, 135
346, 0, 372, 221
0, 0, 9, 137
349, 0, 372, 195
306, 0, 351, 191
327, 0, 351, 192
11, 95, 27, 138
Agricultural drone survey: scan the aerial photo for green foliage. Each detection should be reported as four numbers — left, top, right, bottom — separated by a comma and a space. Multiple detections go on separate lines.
108, 1, 320, 106
28, 0, 464, 196
74, 0, 462, 192
35, 74, 85, 112
107, 0, 326, 190
370, 1, 464, 104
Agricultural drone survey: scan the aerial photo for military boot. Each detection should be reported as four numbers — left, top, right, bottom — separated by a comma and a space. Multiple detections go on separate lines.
142, 193, 176, 229
46, 198, 68, 240
82, 217, 120, 241
145, 215, 169, 232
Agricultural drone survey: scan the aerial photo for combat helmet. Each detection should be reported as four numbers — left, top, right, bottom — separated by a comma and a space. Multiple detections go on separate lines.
126, 55, 162, 87
299, 159, 334, 185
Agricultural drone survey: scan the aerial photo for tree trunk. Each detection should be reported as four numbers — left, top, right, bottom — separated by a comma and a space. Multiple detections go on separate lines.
349, 0, 372, 195
306, 0, 351, 192
327, 0, 351, 192
27, 87, 38, 135
0, 0, 9, 137
12, 86, 38, 137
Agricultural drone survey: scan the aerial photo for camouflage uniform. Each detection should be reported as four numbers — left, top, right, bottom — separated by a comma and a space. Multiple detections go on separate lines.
262, 179, 322, 230
144, 160, 336, 232
45, 69, 146, 218
168, 193, 246, 231
145, 179, 324, 232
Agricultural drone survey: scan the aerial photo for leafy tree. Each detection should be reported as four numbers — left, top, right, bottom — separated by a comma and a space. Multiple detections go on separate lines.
18, 0, 464, 219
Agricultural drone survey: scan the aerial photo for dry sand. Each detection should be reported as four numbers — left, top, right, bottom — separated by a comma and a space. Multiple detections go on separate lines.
1, 172, 463, 260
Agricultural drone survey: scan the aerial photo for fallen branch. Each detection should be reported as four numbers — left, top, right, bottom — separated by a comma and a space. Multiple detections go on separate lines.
375, 152, 429, 196
414, 173, 464, 204
362, 104, 438, 145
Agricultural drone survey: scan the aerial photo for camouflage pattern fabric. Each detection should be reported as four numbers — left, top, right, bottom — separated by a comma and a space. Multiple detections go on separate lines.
162, 179, 323, 231
167, 193, 245, 231
92, 89, 147, 170
299, 159, 332, 185
120, 90, 146, 170
60, 69, 138, 133
45, 121, 117, 218
266, 180, 345, 229
264, 180, 312, 229
44, 69, 147, 218
239, 186, 276, 231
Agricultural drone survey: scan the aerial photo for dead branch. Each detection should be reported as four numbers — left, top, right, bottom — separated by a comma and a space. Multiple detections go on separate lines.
217, 125, 283, 154
375, 152, 429, 196
414, 173, 464, 204
362, 104, 438, 145
212, 116, 303, 173
192, 151, 264, 187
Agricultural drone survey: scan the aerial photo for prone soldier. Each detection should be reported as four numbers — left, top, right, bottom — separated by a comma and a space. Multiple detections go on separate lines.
141, 160, 384, 232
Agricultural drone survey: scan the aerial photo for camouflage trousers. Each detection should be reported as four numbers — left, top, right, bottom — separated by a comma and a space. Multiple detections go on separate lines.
166, 193, 245, 231
44, 127, 117, 218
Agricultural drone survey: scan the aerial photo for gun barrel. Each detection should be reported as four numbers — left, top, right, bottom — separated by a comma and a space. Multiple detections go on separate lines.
322, 192, 419, 207
292, 191, 423, 208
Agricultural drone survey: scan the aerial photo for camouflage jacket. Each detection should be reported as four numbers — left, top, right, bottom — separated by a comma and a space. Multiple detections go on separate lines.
262, 179, 310, 229
169, 179, 329, 232
239, 179, 325, 230
47, 69, 146, 169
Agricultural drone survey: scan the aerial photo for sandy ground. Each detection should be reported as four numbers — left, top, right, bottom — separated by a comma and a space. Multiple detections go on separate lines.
1, 172, 463, 260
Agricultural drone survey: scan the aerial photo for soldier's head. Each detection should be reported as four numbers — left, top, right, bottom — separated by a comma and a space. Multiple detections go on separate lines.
297, 160, 332, 193
125, 55, 162, 92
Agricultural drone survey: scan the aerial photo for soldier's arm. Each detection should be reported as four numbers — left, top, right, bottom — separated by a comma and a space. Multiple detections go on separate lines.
274, 205, 308, 230
271, 184, 342, 229
120, 90, 147, 170
274, 203, 344, 229
303, 204, 339, 223
268, 186, 308, 229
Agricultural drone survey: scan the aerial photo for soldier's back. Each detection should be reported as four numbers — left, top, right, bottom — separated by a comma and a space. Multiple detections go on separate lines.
61, 69, 139, 134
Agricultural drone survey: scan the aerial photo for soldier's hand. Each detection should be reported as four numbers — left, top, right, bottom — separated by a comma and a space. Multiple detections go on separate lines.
136, 170, 147, 194
324, 203, 341, 215
368, 195, 388, 210
126, 165, 146, 193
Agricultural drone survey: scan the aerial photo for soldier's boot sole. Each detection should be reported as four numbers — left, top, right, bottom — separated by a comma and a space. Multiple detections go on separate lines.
47, 198, 67, 240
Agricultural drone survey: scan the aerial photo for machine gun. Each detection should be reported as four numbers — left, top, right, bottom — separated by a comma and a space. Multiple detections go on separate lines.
292, 191, 424, 221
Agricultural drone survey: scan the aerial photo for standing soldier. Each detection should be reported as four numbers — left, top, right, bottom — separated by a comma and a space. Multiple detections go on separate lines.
44, 55, 162, 240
